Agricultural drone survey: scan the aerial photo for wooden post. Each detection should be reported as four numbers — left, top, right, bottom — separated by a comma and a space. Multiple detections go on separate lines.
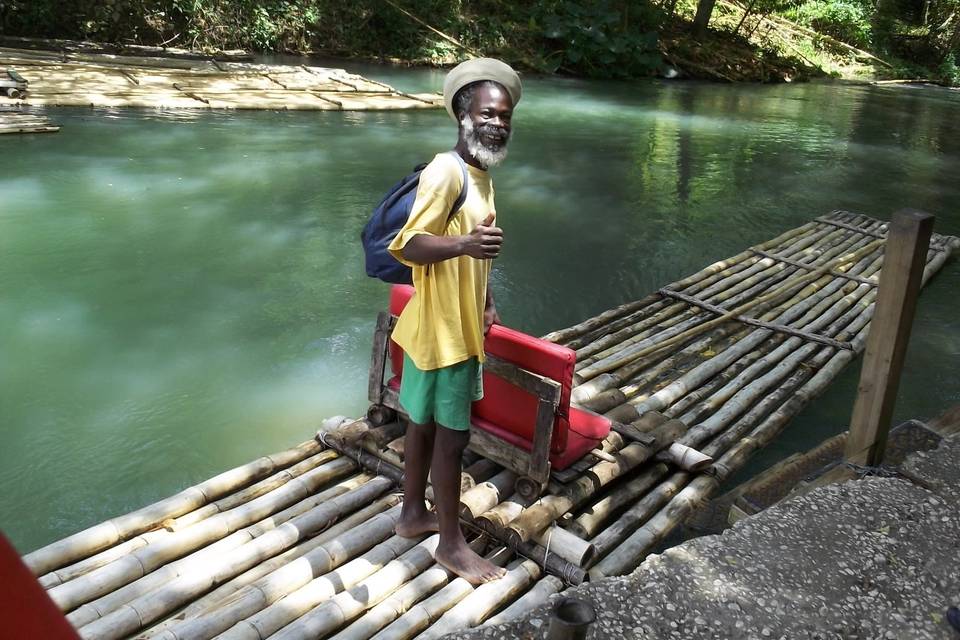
844, 210, 934, 466
368, 312, 394, 405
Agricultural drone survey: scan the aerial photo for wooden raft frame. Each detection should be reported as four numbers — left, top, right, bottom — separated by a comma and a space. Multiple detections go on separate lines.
367, 312, 561, 502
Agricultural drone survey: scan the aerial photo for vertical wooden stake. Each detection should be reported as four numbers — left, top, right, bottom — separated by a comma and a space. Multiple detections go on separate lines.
368, 312, 393, 405
845, 210, 934, 466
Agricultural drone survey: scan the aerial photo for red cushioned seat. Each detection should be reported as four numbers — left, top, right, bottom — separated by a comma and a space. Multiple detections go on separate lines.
387, 284, 610, 471
0, 533, 81, 639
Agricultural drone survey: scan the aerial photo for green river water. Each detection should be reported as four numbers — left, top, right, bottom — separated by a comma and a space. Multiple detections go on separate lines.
2, 62, 958, 554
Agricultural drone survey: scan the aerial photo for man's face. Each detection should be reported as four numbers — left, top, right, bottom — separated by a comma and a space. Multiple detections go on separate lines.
460, 84, 514, 168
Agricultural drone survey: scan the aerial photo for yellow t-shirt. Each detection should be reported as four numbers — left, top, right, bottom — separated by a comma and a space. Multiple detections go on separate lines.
387, 152, 496, 371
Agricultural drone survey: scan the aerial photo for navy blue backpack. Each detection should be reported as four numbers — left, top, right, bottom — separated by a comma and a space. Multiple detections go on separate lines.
361, 152, 469, 284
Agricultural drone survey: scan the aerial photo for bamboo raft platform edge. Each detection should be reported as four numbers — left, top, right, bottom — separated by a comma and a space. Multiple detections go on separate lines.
0, 108, 60, 134
0, 46, 443, 112
15, 211, 959, 640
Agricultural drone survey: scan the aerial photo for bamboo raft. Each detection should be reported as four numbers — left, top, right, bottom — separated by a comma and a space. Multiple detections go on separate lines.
0, 46, 442, 111
0, 107, 59, 134
18, 211, 959, 640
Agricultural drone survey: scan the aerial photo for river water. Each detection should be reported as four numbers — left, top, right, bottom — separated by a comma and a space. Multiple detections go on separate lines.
2, 62, 958, 553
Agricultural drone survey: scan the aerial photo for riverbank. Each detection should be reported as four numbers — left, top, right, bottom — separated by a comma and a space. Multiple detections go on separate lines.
451, 430, 960, 639
3, 2, 955, 85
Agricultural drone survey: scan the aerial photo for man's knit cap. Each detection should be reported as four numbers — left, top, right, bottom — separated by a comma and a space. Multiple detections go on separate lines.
443, 58, 521, 122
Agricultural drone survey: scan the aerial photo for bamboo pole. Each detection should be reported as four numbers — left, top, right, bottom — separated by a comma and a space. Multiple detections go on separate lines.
149, 502, 405, 640
531, 525, 596, 567
577, 238, 882, 383
588, 469, 688, 561
464, 502, 587, 585
135, 495, 399, 639
45, 447, 349, 589
417, 559, 542, 639
679, 286, 878, 447
69, 471, 371, 629
267, 534, 483, 640
574, 220, 959, 581
172, 449, 343, 528
569, 221, 861, 380
585, 278, 889, 565
213, 533, 423, 640
24, 438, 324, 576
328, 538, 489, 640
55, 454, 354, 614
573, 223, 845, 365
573, 223, 873, 382
181, 496, 398, 616
588, 325, 877, 579
586, 236, 960, 578
482, 575, 564, 626
462, 458, 502, 485
617, 323, 755, 401
663, 257, 876, 426
368, 548, 514, 640
618, 246, 882, 418
660, 335, 777, 419
656, 442, 713, 471
565, 462, 669, 540
564, 297, 673, 351
584, 288, 876, 550
542, 221, 822, 346
459, 470, 517, 520
505, 419, 684, 545
573, 286, 798, 404
475, 495, 524, 531
697, 266, 896, 464
675, 263, 880, 427
699, 298, 882, 466
76, 477, 394, 640
542, 294, 662, 345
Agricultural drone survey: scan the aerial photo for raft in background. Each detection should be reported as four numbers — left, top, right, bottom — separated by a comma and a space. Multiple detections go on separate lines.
0, 43, 442, 111
0, 107, 59, 134
14, 211, 960, 640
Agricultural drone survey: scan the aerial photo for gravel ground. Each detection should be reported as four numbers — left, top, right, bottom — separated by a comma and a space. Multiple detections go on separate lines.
450, 434, 960, 640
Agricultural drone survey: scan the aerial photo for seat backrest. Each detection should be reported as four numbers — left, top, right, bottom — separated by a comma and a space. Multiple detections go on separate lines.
0, 533, 82, 639
387, 284, 574, 453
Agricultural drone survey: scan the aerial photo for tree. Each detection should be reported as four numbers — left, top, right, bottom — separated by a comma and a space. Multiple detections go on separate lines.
693, 0, 718, 35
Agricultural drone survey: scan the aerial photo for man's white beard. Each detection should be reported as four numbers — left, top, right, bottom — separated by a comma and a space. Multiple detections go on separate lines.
460, 116, 510, 169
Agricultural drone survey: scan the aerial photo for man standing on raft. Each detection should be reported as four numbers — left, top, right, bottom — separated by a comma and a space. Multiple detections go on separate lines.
387, 58, 521, 584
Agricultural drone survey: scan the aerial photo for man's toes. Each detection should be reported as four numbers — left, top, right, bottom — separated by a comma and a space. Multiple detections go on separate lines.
482, 567, 504, 582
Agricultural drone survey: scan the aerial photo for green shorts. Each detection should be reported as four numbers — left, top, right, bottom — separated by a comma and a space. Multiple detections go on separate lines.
399, 352, 483, 431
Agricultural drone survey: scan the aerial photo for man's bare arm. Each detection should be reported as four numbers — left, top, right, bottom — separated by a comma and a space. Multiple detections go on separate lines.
402, 213, 502, 265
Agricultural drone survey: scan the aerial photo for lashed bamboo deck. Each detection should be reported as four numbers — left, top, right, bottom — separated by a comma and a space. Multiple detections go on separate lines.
0, 47, 442, 111
0, 107, 59, 134
20, 211, 959, 640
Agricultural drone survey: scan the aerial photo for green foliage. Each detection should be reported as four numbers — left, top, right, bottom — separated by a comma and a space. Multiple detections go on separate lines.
536, 1, 662, 77
0, 0, 955, 81
935, 53, 959, 85
0, 0, 665, 76
786, 0, 873, 48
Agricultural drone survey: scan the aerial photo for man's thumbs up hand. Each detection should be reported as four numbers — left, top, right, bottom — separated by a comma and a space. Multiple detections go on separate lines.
463, 212, 503, 259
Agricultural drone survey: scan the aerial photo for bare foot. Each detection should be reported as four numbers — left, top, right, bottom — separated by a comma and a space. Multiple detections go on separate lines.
436, 540, 507, 585
395, 507, 439, 538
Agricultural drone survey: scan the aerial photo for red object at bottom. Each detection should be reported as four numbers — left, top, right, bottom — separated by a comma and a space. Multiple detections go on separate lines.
387, 284, 610, 471
0, 532, 81, 639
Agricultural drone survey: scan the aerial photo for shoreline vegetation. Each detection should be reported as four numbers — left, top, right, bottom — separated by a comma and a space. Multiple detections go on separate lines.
1, 1, 958, 86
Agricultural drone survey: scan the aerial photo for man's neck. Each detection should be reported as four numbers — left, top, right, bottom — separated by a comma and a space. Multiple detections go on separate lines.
454, 141, 486, 170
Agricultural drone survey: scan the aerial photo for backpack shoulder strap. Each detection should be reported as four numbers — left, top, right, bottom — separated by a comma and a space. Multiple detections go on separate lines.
447, 151, 469, 221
